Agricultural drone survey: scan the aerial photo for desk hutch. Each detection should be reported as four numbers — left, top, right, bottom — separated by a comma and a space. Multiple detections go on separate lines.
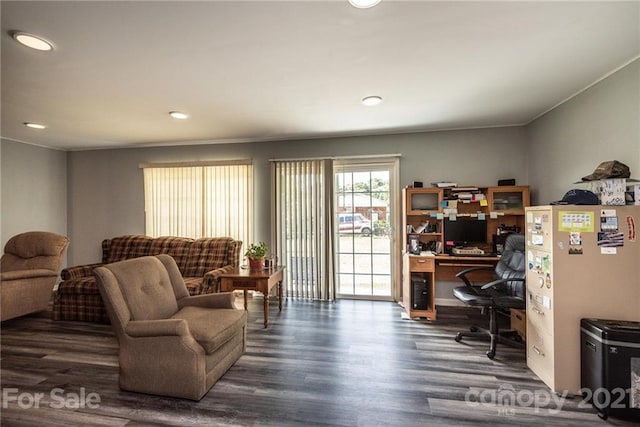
401, 185, 530, 320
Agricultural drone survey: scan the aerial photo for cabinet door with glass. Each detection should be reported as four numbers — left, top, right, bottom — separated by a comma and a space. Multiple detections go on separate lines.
403, 188, 443, 254
487, 186, 530, 215
405, 188, 443, 215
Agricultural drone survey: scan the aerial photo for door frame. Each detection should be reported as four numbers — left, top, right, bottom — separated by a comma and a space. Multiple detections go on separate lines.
333, 158, 400, 301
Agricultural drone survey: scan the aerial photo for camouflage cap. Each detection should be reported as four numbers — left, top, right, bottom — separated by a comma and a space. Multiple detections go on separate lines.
581, 160, 630, 181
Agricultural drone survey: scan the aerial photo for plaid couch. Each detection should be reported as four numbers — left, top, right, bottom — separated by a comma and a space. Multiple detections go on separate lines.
52, 235, 242, 323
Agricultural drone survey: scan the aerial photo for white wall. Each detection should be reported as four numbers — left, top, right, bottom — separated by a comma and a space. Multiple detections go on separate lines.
67, 126, 527, 265
526, 58, 640, 311
1, 139, 67, 249
527, 58, 640, 205
4, 57, 638, 304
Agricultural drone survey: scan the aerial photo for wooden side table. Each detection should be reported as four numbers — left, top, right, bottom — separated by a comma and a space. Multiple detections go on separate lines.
219, 266, 285, 328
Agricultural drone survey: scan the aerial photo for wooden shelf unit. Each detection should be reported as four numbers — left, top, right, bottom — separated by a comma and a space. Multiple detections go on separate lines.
403, 187, 443, 253
401, 185, 530, 320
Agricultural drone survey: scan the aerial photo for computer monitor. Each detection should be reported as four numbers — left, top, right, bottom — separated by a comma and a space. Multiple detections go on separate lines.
444, 218, 487, 246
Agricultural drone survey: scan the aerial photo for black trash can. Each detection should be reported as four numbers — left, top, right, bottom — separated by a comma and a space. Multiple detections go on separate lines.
580, 318, 640, 421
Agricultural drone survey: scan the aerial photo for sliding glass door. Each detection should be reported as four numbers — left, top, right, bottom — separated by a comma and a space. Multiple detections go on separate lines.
334, 160, 398, 300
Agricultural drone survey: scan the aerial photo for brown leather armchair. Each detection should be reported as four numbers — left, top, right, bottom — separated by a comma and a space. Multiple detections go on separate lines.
1, 231, 70, 321
94, 254, 247, 400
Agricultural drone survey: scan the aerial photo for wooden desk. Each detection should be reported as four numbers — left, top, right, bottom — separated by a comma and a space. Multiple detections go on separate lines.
219, 266, 285, 328
402, 254, 436, 320
434, 254, 499, 282
402, 253, 500, 320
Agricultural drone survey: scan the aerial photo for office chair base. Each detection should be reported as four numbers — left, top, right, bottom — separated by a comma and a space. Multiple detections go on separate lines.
455, 325, 524, 359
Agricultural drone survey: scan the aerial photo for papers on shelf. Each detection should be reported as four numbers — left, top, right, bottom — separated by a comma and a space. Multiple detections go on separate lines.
446, 188, 486, 203
449, 186, 479, 192
444, 212, 487, 220
407, 223, 433, 234
432, 182, 457, 188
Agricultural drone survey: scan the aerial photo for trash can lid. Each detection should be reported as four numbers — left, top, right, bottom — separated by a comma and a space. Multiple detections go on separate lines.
581, 318, 640, 342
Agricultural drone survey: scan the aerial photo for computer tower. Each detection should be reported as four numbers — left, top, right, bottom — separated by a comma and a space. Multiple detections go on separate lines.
412, 277, 429, 310
580, 318, 640, 421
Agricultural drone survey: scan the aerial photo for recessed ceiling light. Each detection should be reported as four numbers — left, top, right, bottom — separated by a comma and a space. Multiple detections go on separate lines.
349, 0, 382, 9
362, 96, 382, 106
24, 122, 46, 129
169, 111, 189, 120
11, 31, 54, 51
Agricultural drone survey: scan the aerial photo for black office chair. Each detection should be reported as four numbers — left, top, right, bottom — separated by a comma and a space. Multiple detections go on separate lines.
452, 233, 526, 359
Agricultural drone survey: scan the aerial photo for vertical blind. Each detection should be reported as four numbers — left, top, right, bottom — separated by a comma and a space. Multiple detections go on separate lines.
143, 163, 252, 246
272, 160, 334, 300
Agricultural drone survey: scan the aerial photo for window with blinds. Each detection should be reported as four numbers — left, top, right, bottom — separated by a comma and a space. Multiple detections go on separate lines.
142, 161, 252, 246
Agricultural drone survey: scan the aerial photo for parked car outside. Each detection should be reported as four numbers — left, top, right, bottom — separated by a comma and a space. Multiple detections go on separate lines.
338, 213, 372, 235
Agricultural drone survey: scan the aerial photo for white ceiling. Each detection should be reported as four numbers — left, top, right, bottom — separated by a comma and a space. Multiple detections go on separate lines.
2, 1, 639, 151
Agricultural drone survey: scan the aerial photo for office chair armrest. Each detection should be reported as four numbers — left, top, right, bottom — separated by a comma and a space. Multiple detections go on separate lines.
480, 277, 525, 290
455, 266, 494, 287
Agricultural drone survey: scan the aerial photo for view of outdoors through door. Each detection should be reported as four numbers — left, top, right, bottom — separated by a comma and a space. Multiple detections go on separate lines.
335, 166, 393, 299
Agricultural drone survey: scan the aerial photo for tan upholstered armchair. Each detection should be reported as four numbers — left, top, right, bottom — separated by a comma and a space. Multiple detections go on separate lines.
94, 254, 247, 400
1, 231, 70, 322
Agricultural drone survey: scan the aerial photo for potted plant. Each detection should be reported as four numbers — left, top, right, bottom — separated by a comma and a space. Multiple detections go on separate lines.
245, 241, 268, 271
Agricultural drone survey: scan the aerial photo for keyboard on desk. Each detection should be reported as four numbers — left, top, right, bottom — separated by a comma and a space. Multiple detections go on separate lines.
459, 252, 496, 257
451, 247, 486, 256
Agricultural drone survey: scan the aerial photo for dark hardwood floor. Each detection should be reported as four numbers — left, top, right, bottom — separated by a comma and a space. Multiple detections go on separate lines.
1, 297, 635, 426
